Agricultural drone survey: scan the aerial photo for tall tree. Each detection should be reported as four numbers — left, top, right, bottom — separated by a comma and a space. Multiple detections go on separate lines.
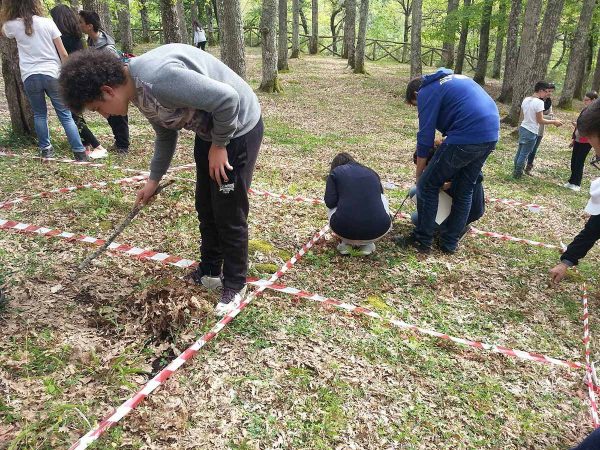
592, 45, 600, 92
191, 0, 199, 25
344, 0, 356, 66
491, 0, 507, 79
504, 0, 543, 125
454, 0, 472, 74
353, 0, 369, 73
559, 0, 596, 108
397, 0, 412, 62
410, 0, 422, 78
291, 0, 300, 58
309, 0, 318, 54
497, 0, 521, 102
160, 0, 182, 43
441, 0, 460, 69
140, 0, 150, 42
176, 0, 189, 44
218, 0, 246, 78
473, 0, 493, 85
531, 0, 565, 83
117, 0, 134, 53
278, 0, 289, 70
0, 36, 34, 136
574, 32, 595, 99
260, 0, 282, 91
329, 3, 343, 54
206, 3, 217, 45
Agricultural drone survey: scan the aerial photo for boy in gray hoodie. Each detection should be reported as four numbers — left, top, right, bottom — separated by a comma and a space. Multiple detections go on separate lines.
59, 44, 263, 317
78, 10, 130, 155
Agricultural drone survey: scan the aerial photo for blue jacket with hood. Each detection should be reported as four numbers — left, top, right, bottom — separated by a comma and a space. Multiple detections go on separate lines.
415, 68, 499, 158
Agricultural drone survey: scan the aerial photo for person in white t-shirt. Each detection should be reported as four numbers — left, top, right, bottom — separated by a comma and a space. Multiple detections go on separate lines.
192, 20, 207, 50
513, 81, 563, 178
0, 0, 88, 161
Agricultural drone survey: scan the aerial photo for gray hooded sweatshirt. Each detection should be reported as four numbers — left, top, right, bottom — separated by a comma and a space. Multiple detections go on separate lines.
87, 31, 120, 58
128, 44, 261, 181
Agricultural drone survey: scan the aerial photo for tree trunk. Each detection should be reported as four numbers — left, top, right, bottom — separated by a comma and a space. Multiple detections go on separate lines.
176, 0, 189, 44
260, 0, 282, 91
218, 0, 246, 78
473, 0, 493, 85
491, 0, 507, 79
592, 45, 600, 93
191, 0, 198, 25
353, 0, 369, 73
140, 0, 150, 42
454, 0, 471, 74
291, 0, 300, 58
117, 0, 133, 53
344, 0, 356, 66
504, 0, 542, 126
206, 3, 217, 45
558, 0, 595, 108
497, 0, 521, 102
531, 0, 565, 83
0, 37, 35, 137
309, 0, 318, 54
410, 0, 422, 77
212, 0, 220, 27
329, 6, 342, 54
400, 1, 411, 63
278, 0, 289, 70
159, 0, 181, 43
441, 0, 460, 69
574, 33, 594, 100
299, 3, 309, 35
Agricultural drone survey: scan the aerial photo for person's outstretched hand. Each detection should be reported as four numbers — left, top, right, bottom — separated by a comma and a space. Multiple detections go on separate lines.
549, 262, 569, 284
208, 144, 232, 186
135, 179, 159, 206
553, 119, 564, 127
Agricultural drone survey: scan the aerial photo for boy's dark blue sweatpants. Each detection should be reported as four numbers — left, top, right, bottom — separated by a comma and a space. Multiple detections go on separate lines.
572, 427, 600, 449
193, 118, 263, 291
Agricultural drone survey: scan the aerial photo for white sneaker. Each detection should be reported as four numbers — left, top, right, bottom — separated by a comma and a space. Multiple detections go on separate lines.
357, 242, 376, 255
188, 267, 223, 290
563, 182, 573, 188
89, 146, 108, 159
337, 242, 352, 255
214, 286, 247, 317
570, 185, 581, 192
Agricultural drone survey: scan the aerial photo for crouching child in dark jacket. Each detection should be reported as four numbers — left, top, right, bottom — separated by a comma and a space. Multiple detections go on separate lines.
324, 153, 392, 255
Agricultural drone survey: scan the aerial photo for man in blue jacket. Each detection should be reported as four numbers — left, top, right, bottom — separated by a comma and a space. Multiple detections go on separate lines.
397, 68, 500, 254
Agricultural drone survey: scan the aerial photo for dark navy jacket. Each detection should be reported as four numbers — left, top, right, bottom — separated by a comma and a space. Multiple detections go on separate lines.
416, 68, 500, 158
324, 162, 392, 240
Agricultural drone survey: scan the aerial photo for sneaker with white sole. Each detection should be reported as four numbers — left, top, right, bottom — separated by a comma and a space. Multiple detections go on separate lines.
215, 286, 247, 317
570, 184, 581, 192
337, 242, 352, 255
89, 146, 108, 159
40, 146, 55, 158
188, 266, 223, 290
357, 242, 376, 256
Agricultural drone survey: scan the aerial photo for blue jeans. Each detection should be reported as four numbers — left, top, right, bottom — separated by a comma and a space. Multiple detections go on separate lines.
527, 134, 543, 166
414, 141, 496, 251
23, 74, 84, 153
513, 126, 538, 177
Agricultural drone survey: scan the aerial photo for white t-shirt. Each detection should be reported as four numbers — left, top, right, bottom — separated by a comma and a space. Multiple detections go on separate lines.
520, 96, 545, 135
193, 28, 207, 44
2, 16, 61, 82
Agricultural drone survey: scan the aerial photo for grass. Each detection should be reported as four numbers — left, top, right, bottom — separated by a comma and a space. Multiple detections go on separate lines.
0, 46, 598, 448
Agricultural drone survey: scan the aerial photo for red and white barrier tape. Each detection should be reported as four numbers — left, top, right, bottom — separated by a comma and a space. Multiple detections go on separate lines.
0, 174, 148, 210
469, 226, 561, 251
249, 278, 584, 370
68, 224, 329, 450
582, 287, 600, 427
0, 216, 581, 371
0, 218, 198, 269
487, 197, 542, 212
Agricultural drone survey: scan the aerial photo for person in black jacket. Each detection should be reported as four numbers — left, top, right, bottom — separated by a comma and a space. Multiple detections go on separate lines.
550, 99, 600, 283
49, 5, 106, 159
324, 153, 392, 255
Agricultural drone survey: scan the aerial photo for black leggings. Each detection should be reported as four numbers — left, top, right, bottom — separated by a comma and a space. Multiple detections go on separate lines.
71, 112, 99, 148
194, 118, 264, 290
196, 41, 206, 50
568, 141, 592, 186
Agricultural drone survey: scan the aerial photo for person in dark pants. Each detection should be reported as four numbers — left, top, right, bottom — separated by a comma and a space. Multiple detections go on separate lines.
564, 91, 599, 191
49, 5, 107, 159
59, 45, 263, 317
550, 98, 600, 283
79, 10, 130, 155
571, 428, 600, 450
397, 68, 499, 255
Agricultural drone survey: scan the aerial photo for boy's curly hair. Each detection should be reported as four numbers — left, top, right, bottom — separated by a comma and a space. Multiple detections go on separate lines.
578, 99, 600, 139
59, 49, 127, 113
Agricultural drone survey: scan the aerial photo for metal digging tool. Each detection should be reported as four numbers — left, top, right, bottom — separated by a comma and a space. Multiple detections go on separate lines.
77, 179, 176, 272
392, 191, 411, 222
